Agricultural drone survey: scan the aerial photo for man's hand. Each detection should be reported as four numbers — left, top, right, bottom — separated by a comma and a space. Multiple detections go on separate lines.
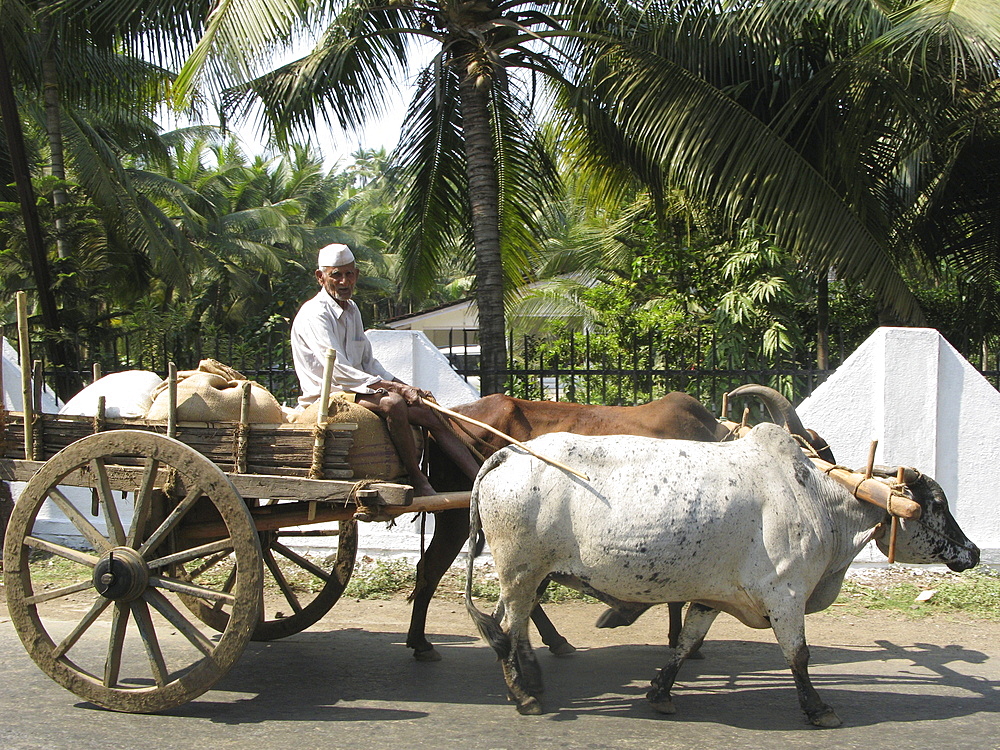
379, 381, 433, 405
399, 384, 424, 405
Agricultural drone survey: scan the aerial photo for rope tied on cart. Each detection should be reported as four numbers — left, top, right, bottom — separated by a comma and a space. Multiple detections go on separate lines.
309, 424, 327, 480
350, 479, 387, 522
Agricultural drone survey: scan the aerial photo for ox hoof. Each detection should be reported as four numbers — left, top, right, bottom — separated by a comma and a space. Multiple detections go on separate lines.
647, 696, 676, 715
516, 697, 543, 715
548, 641, 577, 656
808, 708, 842, 728
595, 609, 630, 629
413, 646, 442, 662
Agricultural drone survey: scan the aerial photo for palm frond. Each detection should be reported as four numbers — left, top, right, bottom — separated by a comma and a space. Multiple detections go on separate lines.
390, 65, 471, 297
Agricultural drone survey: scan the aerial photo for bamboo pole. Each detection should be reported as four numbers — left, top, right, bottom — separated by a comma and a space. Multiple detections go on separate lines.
31, 359, 42, 459
422, 398, 591, 481
167, 363, 177, 439
16, 291, 32, 460
864, 440, 878, 479
887, 467, 904, 563
235, 381, 251, 474
310, 348, 336, 483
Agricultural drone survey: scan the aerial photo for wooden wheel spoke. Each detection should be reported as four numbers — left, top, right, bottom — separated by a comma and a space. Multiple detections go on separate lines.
52, 596, 113, 659
219, 565, 237, 595
130, 600, 169, 687
24, 535, 99, 568
149, 575, 236, 605
104, 603, 129, 688
146, 538, 234, 572
47, 487, 111, 552
138, 485, 204, 558
181, 549, 234, 582
91, 458, 125, 547
25, 579, 95, 605
127, 457, 160, 548
271, 540, 333, 582
143, 588, 215, 657
262, 547, 302, 614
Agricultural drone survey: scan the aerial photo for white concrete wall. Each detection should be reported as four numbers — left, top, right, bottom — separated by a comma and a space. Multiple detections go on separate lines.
798, 327, 999, 564
367, 329, 479, 407
2, 338, 60, 412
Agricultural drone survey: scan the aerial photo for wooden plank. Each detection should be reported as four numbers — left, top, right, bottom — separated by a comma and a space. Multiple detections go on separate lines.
0, 459, 172, 491
180, 487, 444, 539
229, 473, 411, 504
242, 465, 354, 479
1, 459, 408, 506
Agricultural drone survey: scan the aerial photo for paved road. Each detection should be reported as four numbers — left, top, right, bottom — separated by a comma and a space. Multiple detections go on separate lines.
1, 598, 998, 750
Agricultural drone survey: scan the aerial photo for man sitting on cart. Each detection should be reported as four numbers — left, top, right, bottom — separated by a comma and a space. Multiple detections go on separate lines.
291, 243, 481, 497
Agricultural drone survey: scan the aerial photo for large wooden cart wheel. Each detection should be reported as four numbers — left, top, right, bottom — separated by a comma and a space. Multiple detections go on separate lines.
3, 430, 263, 713
179, 512, 358, 641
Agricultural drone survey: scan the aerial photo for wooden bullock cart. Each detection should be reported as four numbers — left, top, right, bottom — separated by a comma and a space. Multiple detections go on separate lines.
1, 304, 918, 715
1, 336, 469, 713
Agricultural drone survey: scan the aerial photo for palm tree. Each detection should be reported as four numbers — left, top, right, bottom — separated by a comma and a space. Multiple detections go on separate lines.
0, 0, 201, 393
561, 0, 1000, 329
175, 0, 623, 394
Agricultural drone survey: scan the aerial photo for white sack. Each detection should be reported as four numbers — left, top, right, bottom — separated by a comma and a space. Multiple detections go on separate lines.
59, 370, 163, 418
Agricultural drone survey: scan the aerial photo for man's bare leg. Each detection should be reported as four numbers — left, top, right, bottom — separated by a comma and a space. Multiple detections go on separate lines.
357, 392, 437, 497
405, 404, 481, 482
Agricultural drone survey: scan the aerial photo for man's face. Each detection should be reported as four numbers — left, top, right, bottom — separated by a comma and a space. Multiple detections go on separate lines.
316, 262, 358, 305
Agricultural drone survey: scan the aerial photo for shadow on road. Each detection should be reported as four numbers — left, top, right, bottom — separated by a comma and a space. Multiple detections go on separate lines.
129, 627, 998, 731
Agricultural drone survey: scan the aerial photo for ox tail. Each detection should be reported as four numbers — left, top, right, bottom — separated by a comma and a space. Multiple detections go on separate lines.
465, 449, 512, 660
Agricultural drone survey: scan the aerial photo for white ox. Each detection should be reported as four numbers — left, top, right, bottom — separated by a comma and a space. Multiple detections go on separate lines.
465, 423, 980, 727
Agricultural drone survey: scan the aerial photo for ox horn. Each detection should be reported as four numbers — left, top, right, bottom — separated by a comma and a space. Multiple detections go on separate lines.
726, 384, 811, 442
871, 465, 921, 485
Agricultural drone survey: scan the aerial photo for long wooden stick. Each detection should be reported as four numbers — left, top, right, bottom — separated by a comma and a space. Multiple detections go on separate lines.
16, 291, 32, 460
421, 398, 591, 481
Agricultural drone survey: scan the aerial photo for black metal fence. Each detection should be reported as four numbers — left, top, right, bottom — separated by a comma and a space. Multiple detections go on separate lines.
442, 328, 833, 418
3, 322, 301, 406
9, 322, 1000, 412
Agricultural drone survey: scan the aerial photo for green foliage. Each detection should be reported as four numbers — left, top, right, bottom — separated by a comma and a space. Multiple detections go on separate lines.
344, 557, 416, 600
836, 569, 1000, 621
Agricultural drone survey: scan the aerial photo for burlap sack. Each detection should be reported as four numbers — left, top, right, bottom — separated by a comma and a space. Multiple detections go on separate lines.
145, 361, 284, 424
291, 393, 421, 482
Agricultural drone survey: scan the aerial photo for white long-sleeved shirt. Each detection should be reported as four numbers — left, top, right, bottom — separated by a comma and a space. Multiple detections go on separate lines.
290, 290, 395, 408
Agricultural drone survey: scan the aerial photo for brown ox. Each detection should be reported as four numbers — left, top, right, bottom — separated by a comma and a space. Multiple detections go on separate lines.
407, 386, 829, 661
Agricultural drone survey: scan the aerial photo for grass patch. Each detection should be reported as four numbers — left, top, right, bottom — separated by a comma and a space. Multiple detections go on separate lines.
7, 548, 998, 620
344, 557, 416, 600
438, 564, 595, 604
834, 568, 1000, 620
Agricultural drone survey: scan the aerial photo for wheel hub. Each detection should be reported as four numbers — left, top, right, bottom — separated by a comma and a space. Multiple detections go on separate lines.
93, 547, 149, 601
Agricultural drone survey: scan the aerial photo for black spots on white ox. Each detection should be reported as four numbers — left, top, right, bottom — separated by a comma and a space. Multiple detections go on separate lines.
464, 424, 979, 726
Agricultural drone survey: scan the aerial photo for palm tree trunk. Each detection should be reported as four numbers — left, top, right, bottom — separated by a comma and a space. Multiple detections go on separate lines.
40, 15, 69, 259
0, 36, 78, 399
458, 70, 506, 396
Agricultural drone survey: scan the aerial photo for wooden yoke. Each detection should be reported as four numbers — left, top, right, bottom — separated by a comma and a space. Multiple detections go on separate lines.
808, 457, 921, 520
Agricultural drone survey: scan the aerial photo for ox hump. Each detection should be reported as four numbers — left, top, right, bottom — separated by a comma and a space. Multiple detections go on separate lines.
745, 422, 809, 458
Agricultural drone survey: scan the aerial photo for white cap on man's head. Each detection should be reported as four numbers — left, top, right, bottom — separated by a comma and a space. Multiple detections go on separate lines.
317, 243, 355, 269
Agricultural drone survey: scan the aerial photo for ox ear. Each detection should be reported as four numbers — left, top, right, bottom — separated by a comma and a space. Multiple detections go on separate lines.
871, 465, 921, 485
